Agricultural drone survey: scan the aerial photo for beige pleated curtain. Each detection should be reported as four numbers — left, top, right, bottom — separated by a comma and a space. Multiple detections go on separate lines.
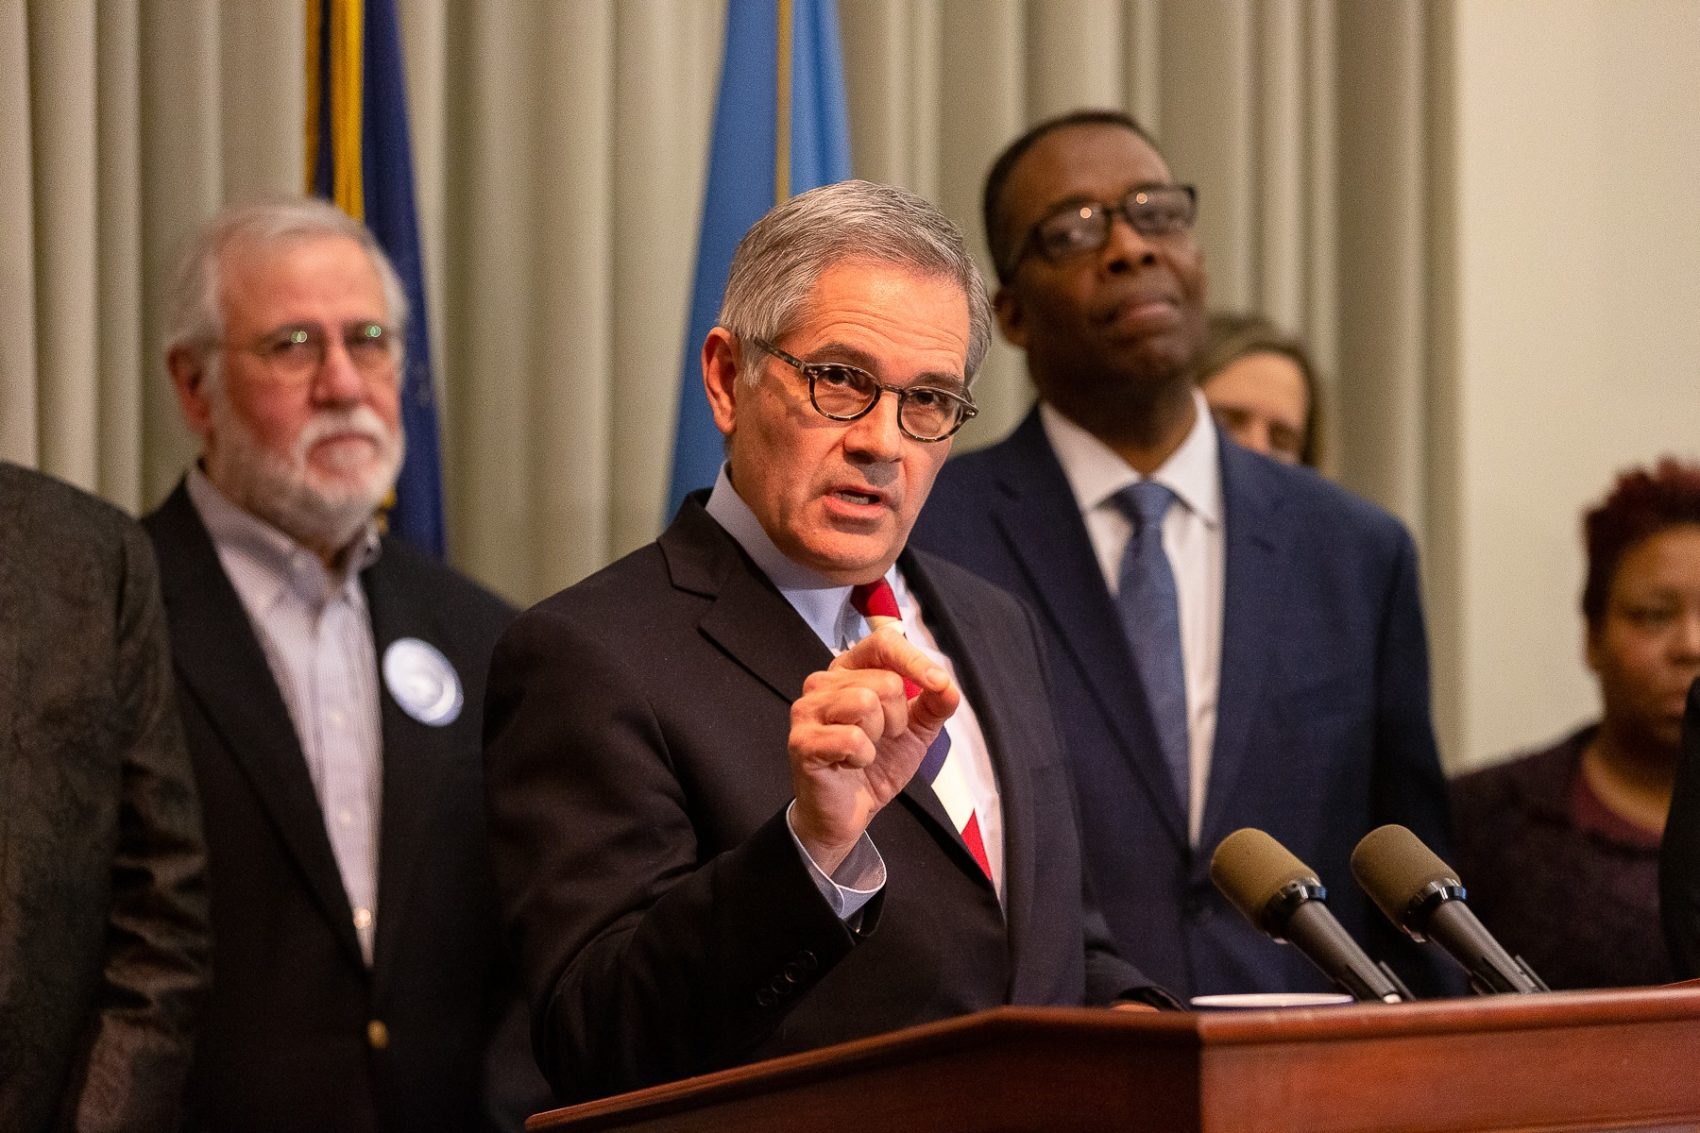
0, 0, 1442, 608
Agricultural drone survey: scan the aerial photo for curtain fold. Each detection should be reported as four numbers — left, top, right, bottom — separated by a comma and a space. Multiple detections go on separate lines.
29, 1, 99, 488
2, 0, 1432, 598
1, 0, 40, 466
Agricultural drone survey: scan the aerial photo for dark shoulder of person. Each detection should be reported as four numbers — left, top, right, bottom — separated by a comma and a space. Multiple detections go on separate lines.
3, 461, 140, 549
372, 534, 515, 631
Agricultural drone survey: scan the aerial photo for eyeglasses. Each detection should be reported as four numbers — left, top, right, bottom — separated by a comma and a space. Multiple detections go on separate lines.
1005, 184, 1198, 276
749, 337, 977, 443
213, 321, 400, 385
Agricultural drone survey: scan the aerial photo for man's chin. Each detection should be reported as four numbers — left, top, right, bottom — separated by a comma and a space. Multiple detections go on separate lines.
241, 468, 392, 555
299, 476, 391, 529
306, 444, 384, 479
794, 530, 904, 584
302, 465, 387, 502
259, 494, 380, 558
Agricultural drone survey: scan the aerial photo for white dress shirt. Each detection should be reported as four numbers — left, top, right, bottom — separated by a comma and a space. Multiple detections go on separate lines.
1040, 391, 1225, 846
704, 466, 1006, 913
187, 468, 385, 964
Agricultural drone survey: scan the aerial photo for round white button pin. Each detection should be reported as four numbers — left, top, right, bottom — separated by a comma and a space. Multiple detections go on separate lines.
382, 637, 463, 726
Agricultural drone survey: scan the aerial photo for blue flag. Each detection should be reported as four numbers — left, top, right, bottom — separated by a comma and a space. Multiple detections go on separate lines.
664, 0, 853, 521
307, 0, 446, 558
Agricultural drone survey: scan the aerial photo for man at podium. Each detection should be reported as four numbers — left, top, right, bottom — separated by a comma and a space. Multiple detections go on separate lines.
484, 180, 1172, 1104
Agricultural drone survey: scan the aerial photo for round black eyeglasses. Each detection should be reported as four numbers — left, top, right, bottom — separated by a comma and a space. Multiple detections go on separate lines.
749, 337, 977, 443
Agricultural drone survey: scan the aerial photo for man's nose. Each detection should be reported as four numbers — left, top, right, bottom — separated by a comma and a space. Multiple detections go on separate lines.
844, 390, 904, 461
1101, 209, 1160, 268
312, 336, 367, 403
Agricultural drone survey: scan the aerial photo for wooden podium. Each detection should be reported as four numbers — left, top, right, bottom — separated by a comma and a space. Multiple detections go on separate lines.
529, 985, 1700, 1132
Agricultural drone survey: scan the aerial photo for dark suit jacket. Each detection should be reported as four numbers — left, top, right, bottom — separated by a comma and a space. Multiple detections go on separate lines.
145, 481, 541, 1132
910, 410, 1457, 999
483, 496, 1155, 1104
0, 463, 210, 1133
1661, 677, 1700, 978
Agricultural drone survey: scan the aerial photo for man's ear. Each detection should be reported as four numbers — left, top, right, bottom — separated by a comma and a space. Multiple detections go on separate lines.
701, 327, 741, 439
993, 284, 1027, 350
167, 346, 215, 437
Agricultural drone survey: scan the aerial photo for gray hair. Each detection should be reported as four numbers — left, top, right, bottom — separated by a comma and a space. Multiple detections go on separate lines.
718, 180, 991, 384
164, 195, 408, 364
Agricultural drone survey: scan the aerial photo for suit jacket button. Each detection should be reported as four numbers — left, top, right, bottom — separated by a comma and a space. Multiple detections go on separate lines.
795, 950, 818, 972
756, 988, 777, 1008
367, 1020, 390, 1049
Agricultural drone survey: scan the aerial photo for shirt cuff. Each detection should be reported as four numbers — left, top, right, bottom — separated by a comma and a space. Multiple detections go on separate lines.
785, 800, 886, 921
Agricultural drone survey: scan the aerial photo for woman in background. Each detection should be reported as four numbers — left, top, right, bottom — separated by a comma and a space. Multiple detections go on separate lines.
1451, 459, 1700, 988
1195, 312, 1320, 468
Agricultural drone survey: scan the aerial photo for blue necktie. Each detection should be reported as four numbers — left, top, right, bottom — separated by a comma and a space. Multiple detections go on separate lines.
1115, 481, 1190, 812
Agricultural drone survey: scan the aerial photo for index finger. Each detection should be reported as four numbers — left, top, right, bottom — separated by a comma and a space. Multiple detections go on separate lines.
832, 626, 950, 692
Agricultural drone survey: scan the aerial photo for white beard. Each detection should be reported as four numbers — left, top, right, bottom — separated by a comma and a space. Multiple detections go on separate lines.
206, 389, 405, 558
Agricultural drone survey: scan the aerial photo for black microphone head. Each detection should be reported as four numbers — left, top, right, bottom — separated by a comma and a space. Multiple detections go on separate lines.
1351, 824, 1461, 930
1210, 828, 1320, 934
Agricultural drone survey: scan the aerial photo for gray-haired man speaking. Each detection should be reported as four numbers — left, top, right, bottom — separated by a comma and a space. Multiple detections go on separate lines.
483, 180, 1173, 1107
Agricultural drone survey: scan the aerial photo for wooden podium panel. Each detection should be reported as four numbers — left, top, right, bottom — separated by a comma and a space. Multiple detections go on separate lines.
529, 985, 1700, 1133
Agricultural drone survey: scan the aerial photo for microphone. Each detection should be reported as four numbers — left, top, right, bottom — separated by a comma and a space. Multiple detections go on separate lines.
1350, 824, 1548, 995
1210, 828, 1413, 1003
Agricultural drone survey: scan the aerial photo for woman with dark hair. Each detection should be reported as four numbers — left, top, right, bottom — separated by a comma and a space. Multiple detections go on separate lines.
1451, 458, 1700, 988
1195, 312, 1321, 467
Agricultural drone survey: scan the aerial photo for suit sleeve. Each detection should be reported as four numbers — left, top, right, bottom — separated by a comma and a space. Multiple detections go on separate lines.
482, 605, 867, 1104
1367, 529, 1465, 997
68, 522, 211, 1133
1081, 875, 1183, 1009
1661, 678, 1700, 979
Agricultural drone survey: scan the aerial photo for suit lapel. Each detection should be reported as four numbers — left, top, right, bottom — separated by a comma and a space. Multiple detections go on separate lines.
986, 414, 1189, 844
902, 553, 1015, 900
147, 483, 364, 968
1201, 445, 1291, 845
662, 500, 976, 875
663, 501, 836, 704
364, 551, 461, 984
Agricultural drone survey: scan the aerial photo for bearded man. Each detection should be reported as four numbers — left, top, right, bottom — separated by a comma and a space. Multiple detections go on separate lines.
146, 197, 546, 1132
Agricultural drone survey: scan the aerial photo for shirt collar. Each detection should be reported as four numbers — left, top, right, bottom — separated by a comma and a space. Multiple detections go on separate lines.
703, 464, 898, 651
186, 465, 381, 608
1039, 387, 1223, 527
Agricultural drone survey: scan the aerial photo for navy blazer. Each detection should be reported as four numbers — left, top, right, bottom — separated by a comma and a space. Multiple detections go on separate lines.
911, 409, 1457, 999
483, 496, 1157, 1103
145, 482, 543, 1132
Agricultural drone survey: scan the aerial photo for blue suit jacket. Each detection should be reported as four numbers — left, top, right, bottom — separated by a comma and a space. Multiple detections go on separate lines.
911, 409, 1457, 999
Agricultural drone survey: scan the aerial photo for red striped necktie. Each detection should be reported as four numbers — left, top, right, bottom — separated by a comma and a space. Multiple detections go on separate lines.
850, 578, 992, 880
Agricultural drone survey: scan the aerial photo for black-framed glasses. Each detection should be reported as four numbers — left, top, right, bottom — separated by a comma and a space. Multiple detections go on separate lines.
1005, 184, 1198, 276
212, 321, 400, 386
749, 337, 977, 443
